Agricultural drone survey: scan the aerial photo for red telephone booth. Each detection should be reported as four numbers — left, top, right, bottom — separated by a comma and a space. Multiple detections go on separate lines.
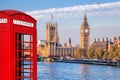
0, 10, 37, 80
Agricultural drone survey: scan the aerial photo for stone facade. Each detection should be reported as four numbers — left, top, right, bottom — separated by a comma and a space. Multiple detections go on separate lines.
108, 36, 120, 51
37, 22, 75, 58
90, 38, 108, 50
90, 36, 120, 51
80, 14, 90, 50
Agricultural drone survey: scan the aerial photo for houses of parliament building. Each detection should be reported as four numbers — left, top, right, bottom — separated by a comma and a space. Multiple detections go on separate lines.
37, 22, 75, 58
37, 14, 90, 58
37, 13, 120, 58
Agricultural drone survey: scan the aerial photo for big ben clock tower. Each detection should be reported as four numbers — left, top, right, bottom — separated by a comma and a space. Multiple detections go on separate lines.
80, 13, 90, 50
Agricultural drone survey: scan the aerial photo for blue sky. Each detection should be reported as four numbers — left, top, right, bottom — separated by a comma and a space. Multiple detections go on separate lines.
1, 0, 120, 11
1, 0, 120, 46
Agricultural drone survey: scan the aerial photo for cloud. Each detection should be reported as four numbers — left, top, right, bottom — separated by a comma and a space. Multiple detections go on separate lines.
26, 1, 120, 19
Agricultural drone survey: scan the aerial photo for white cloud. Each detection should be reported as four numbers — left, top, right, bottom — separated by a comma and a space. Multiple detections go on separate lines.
26, 1, 120, 19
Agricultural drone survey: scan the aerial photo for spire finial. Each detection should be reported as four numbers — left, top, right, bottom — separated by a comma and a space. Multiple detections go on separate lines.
68, 37, 72, 47
102, 37, 105, 42
98, 38, 100, 42
82, 11, 88, 25
84, 11, 87, 19
69, 37, 71, 43
94, 38, 96, 42
106, 37, 109, 42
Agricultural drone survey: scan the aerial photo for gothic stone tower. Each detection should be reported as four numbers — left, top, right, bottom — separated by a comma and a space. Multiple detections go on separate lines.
80, 14, 90, 50
46, 22, 59, 56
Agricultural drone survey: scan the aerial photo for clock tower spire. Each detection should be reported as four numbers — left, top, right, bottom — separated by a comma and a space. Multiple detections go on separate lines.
80, 13, 90, 50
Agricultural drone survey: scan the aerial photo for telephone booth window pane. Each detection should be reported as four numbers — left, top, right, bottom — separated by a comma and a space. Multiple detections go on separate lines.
24, 35, 31, 42
24, 43, 31, 50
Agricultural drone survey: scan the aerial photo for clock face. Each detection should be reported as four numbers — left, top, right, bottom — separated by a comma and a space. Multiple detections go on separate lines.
85, 29, 89, 33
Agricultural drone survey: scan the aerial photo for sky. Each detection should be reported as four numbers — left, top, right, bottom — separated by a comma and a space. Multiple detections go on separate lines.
1, 0, 120, 46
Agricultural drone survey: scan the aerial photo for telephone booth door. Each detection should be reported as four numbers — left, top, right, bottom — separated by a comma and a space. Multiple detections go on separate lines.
16, 33, 34, 80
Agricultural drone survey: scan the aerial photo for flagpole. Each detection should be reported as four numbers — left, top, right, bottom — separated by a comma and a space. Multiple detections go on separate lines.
51, 14, 52, 23
51, 13, 54, 23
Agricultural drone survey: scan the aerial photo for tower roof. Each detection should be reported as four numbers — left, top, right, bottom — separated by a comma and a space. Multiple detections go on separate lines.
69, 37, 71, 43
84, 13, 87, 20
81, 13, 89, 27
0, 10, 25, 16
0, 10, 36, 21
